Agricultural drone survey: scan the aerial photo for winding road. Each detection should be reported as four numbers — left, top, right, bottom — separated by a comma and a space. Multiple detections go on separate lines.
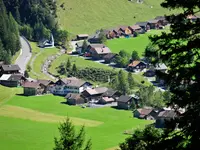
15, 36, 32, 74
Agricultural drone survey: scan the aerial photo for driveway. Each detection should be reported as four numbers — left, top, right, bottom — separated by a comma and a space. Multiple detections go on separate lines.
15, 36, 32, 74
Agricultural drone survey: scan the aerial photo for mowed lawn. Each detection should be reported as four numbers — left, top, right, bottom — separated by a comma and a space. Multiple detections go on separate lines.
57, 0, 174, 34
0, 85, 22, 105
106, 30, 166, 56
0, 95, 152, 150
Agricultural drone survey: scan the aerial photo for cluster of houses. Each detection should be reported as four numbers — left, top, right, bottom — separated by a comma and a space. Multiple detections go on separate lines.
0, 63, 138, 109
0, 63, 180, 128
133, 107, 179, 128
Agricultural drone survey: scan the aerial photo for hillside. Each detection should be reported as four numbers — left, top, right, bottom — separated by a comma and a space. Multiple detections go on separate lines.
57, 0, 173, 34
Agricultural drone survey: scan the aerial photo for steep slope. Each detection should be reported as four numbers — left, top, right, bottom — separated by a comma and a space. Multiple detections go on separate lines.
57, 0, 173, 34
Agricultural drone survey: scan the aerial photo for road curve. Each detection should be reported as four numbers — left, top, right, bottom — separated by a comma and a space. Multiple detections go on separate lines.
15, 36, 32, 74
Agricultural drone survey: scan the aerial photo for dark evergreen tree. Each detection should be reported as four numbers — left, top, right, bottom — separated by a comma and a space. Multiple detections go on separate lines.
131, 50, 140, 61
0, 0, 20, 64
128, 72, 135, 89
66, 59, 71, 71
54, 118, 92, 150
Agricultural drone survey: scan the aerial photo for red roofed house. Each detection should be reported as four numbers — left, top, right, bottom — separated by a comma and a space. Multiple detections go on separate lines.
118, 26, 132, 36
128, 25, 142, 35
88, 44, 111, 60
127, 61, 147, 72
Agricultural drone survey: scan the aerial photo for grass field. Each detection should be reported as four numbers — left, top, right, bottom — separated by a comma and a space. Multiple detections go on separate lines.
0, 95, 151, 150
0, 85, 22, 105
28, 42, 58, 80
57, 0, 174, 34
49, 54, 111, 75
106, 29, 167, 56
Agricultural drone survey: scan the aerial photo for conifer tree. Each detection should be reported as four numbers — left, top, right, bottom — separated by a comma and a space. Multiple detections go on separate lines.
54, 118, 92, 150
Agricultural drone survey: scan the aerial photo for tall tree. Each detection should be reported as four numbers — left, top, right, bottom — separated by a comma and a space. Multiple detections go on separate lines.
72, 64, 77, 76
66, 59, 71, 71
146, 0, 200, 148
121, 0, 200, 149
54, 118, 92, 150
131, 50, 140, 61
117, 70, 129, 95
128, 72, 135, 89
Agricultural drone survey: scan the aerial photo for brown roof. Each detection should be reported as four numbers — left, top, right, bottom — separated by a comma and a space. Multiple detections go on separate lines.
65, 93, 82, 100
60, 77, 87, 87
158, 110, 177, 118
129, 25, 141, 30
128, 61, 141, 67
23, 81, 40, 88
84, 87, 108, 96
94, 47, 111, 54
37, 80, 54, 86
101, 97, 115, 102
119, 25, 128, 31
137, 108, 153, 115
1, 65, 20, 71
103, 53, 118, 60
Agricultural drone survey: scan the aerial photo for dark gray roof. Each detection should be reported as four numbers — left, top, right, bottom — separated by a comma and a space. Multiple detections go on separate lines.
135, 22, 148, 27
117, 95, 132, 103
158, 110, 177, 118
1, 65, 20, 71
102, 89, 117, 97
8, 74, 24, 81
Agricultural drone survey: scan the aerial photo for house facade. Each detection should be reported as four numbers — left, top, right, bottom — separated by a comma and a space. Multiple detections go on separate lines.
118, 26, 132, 37
76, 34, 89, 40
0, 65, 20, 76
0, 74, 26, 87
51, 77, 92, 96
134, 108, 158, 120
23, 81, 45, 96
135, 22, 150, 31
82, 87, 108, 102
65, 93, 85, 105
117, 95, 134, 110
103, 53, 118, 64
155, 110, 177, 128
88, 44, 111, 60
127, 61, 147, 72
128, 25, 142, 35
37, 80, 54, 93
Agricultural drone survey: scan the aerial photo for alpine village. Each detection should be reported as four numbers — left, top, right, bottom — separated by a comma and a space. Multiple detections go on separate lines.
0, 0, 199, 150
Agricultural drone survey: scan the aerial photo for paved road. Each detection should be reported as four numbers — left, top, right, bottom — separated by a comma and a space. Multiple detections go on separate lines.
15, 37, 32, 74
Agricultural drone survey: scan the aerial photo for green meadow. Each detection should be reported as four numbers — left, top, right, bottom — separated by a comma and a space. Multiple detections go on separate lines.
0, 94, 151, 150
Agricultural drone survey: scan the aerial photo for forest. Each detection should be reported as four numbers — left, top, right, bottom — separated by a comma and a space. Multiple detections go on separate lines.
0, 0, 68, 64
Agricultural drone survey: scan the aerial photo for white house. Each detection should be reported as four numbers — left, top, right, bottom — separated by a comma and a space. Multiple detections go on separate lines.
51, 77, 92, 96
